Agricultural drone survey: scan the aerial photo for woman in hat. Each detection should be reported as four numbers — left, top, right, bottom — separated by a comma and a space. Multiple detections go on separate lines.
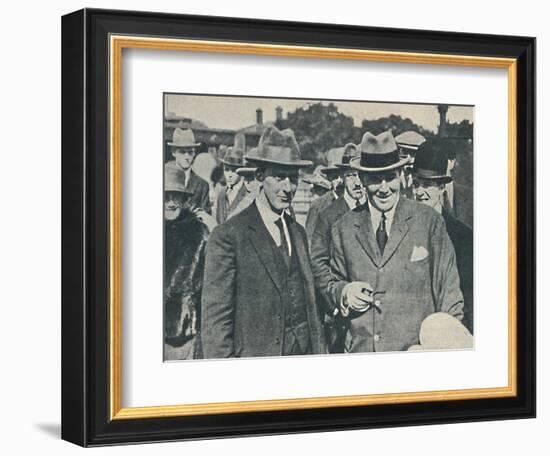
164, 165, 211, 360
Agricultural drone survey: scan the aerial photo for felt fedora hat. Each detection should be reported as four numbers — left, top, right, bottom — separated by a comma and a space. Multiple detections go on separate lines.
245, 126, 312, 167
335, 143, 360, 169
221, 133, 246, 167
350, 130, 410, 172
164, 162, 194, 194
412, 138, 452, 183
167, 128, 201, 148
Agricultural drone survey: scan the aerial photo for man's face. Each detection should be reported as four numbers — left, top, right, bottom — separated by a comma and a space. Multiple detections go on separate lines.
164, 191, 187, 221
412, 176, 445, 210
223, 164, 242, 187
342, 169, 364, 200
361, 169, 401, 212
172, 147, 195, 170
258, 165, 299, 212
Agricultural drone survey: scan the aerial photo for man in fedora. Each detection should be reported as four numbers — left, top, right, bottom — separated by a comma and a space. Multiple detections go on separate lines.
310, 142, 366, 352
165, 128, 212, 214
201, 126, 325, 359
225, 160, 260, 220
326, 130, 464, 353
412, 138, 473, 334
215, 134, 249, 224
304, 146, 350, 242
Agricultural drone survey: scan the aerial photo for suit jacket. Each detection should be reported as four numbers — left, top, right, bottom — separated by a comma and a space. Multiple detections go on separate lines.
305, 191, 337, 244
443, 211, 474, 334
187, 169, 212, 214
201, 203, 325, 359
215, 183, 249, 224
328, 197, 464, 352
311, 196, 350, 311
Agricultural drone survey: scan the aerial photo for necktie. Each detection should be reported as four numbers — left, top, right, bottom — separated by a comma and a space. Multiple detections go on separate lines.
376, 212, 388, 255
274, 217, 290, 266
355, 199, 361, 208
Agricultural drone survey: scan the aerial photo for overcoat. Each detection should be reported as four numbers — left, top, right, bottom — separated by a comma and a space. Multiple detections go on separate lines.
327, 197, 464, 352
201, 203, 325, 359
215, 183, 249, 224
305, 191, 336, 244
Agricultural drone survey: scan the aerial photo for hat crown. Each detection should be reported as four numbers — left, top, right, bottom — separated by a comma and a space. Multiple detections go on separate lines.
360, 131, 398, 155
395, 130, 426, 148
165, 162, 190, 193
245, 126, 312, 167
414, 138, 449, 177
169, 128, 198, 148
340, 143, 359, 165
221, 146, 245, 166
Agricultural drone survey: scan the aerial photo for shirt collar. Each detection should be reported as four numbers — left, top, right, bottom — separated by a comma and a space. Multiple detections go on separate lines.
343, 190, 366, 210
255, 196, 285, 225
367, 197, 398, 221
228, 179, 243, 192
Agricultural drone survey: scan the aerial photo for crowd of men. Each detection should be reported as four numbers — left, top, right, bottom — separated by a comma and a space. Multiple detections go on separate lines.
163, 124, 473, 361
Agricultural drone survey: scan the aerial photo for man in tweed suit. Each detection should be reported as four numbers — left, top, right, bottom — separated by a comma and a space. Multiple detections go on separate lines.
327, 131, 464, 353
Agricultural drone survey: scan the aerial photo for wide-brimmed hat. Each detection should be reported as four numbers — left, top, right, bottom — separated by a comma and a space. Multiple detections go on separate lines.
221, 133, 246, 167
395, 131, 426, 151
245, 126, 312, 167
301, 173, 331, 190
167, 128, 201, 148
164, 162, 194, 194
350, 131, 410, 172
412, 138, 452, 183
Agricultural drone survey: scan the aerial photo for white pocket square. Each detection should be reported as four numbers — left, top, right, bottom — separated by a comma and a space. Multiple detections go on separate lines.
410, 245, 429, 262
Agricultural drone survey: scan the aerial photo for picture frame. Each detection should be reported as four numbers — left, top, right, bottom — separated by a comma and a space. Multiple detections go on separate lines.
61, 8, 536, 446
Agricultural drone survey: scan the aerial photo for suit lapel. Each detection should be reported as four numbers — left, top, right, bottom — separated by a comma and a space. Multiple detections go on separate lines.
380, 198, 412, 267
246, 205, 285, 296
288, 219, 313, 284
354, 206, 381, 267
227, 184, 248, 214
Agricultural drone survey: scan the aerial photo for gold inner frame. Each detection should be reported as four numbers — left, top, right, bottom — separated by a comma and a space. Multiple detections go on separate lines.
109, 35, 518, 420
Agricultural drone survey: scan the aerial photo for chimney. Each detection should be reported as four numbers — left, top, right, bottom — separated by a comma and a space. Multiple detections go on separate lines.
256, 108, 263, 125
276, 106, 283, 122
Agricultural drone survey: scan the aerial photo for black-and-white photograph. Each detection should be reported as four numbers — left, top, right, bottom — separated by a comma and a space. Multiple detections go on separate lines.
163, 93, 474, 361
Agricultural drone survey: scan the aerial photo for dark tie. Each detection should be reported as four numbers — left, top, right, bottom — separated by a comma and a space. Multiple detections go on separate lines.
355, 199, 361, 208
274, 217, 290, 266
376, 212, 388, 255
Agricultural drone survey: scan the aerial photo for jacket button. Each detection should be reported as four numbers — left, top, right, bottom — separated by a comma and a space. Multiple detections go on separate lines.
275, 338, 281, 345
373, 334, 380, 342
374, 300, 381, 306
277, 314, 282, 320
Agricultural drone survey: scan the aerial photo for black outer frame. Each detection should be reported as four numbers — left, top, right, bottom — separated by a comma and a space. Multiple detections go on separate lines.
61, 8, 536, 447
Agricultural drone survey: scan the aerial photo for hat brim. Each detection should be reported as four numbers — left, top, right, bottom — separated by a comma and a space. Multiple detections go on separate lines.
319, 166, 340, 173
412, 171, 453, 184
220, 159, 244, 167
165, 186, 194, 195
334, 163, 352, 170
236, 167, 257, 175
168, 142, 201, 148
350, 155, 411, 172
244, 156, 313, 168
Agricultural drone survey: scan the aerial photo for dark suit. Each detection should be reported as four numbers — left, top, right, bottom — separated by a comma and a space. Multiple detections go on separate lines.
328, 198, 464, 352
201, 203, 325, 359
215, 183, 248, 224
305, 191, 336, 244
443, 211, 474, 334
310, 196, 351, 352
187, 169, 212, 214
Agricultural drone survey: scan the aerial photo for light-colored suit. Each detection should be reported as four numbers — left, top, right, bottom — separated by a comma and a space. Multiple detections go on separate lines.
327, 197, 464, 352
